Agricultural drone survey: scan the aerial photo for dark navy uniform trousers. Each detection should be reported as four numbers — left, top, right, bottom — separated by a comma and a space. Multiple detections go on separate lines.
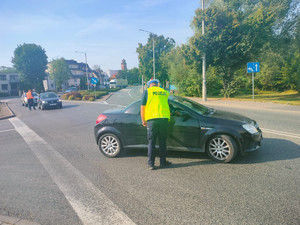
147, 118, 168, 166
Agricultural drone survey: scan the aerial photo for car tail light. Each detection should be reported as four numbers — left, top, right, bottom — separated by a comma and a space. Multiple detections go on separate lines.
96, 114, 107, 124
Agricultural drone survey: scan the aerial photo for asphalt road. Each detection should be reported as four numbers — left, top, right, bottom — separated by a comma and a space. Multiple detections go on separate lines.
0, 86, 299, 225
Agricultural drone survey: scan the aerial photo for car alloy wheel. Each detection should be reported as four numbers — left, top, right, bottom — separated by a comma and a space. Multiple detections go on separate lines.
207, 135, 238, 163
98, 133, 121, 158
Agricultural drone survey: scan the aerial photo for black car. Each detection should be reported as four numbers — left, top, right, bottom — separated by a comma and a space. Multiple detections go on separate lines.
64, 87, 78, 93
38, 92, 62, 110
94, 96, 262, 163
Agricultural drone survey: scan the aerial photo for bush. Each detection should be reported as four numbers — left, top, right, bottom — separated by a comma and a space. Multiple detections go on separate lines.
88, 97, 95, 101
71, 92, 82, 98
82, 95, 93, 100
68, 96, 74, 100
75, 97, 82, 100
62, 91, 82, 100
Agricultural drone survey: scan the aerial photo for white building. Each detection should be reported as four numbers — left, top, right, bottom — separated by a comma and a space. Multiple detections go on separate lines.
0, 73, 20, 96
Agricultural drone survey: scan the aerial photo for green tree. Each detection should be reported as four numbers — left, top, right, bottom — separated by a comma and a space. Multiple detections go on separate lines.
188, 0, 293, 97
117, 67, 139, 85
80, 76, 88, 90
161, 46, 201, 96
49, 58, 72, 92
12, 43, 48, 92
136, 34, 175, 85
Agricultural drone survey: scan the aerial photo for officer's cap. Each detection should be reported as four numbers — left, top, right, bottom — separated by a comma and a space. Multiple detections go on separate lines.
148, 79, 159, 86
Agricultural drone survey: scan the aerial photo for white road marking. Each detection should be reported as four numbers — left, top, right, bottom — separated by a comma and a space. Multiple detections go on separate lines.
127, 89, 136, 99
9, 117, 135, 225
0, 128, 15, 133
261, 128, 300, 140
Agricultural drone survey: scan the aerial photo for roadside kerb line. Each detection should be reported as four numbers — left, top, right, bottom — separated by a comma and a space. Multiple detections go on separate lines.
0, 128, 15, 133
261, 128, 300, 139
9, 117, 135, 225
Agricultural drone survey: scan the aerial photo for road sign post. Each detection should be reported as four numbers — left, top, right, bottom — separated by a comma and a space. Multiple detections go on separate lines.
90, 77, 99, 100
247, 62, 260, 100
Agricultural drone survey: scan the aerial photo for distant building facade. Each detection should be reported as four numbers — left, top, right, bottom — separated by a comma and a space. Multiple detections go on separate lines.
44, 59, 108, 91
121, 59, 127, 70
44, 58, 127, 91
0, 73, 20, 96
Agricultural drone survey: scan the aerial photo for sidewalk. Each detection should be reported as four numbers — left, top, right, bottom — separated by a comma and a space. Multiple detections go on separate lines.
0, 102, 15, 120
0, 215, 40, 225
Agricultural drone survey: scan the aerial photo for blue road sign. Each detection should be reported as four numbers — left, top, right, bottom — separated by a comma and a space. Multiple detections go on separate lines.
247, 62, 260, 73
91, 77, 98, 84
247, 62, 259, 73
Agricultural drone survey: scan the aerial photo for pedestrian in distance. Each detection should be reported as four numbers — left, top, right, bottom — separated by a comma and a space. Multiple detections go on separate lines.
141, 79, 172, 170
26, 89, 36, 111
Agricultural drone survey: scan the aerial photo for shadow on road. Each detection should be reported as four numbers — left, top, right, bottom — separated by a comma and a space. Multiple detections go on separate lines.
122, 137, 300, 167
234, 138, 300, 164
60, 104, 80, 109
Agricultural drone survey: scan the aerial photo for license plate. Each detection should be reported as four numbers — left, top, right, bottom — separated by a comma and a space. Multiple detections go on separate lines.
50, 103, 56, 106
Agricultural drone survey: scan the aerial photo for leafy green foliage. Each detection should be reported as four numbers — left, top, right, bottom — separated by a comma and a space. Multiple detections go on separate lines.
116, 67, 139, 85
136, 34, 175, 85
49, 58, 72, 91
12, 43, 48, 92
160, 0, 299, 97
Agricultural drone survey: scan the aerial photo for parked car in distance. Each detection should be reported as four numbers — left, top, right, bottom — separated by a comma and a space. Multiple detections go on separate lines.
64, 87, 78, 93
94, 95, 262, 163
38, 92, 62, 110
21, 92, 38, 107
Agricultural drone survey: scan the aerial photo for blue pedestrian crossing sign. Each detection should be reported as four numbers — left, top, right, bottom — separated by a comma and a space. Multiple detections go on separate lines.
247, 62, 260, 73
91, 77, 98, 84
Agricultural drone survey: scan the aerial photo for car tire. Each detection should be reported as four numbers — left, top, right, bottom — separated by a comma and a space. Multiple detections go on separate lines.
206, 134, 238, 163
98, 133, 122, 158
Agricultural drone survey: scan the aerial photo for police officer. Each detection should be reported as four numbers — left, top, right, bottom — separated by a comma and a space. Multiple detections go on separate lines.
141, 79, 171, 170
26, 89, 36, 111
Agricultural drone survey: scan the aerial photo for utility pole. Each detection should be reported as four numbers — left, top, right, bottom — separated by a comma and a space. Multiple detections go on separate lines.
202, 0, 207, 101
75, 51, 89, 90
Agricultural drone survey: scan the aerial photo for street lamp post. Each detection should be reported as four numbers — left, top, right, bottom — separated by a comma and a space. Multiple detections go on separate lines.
139, 29, 155, 79
202, 0, 207, 101
75, 51, 89, 90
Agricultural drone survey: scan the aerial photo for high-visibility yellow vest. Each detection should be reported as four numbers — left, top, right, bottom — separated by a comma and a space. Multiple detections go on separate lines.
145, 86, 170, 121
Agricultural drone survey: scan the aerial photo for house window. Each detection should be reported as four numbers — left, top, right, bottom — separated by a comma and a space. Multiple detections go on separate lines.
10, 75, 18, 82
1, 84, 8, 90
0, 75, 6, 81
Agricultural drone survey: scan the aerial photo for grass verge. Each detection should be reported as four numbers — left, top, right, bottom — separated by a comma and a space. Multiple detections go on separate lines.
211, 90, 300, 106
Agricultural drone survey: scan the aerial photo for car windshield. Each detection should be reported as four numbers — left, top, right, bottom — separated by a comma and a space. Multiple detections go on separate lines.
170, 96, 210, 115
32, 92, 38, 96
41, 93, 57, 98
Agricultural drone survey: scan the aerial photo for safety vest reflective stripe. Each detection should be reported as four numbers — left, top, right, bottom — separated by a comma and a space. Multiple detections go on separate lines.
145, 87, 170, 121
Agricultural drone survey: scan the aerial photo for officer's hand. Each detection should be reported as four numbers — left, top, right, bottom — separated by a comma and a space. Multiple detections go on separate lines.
142, 121, 147, 127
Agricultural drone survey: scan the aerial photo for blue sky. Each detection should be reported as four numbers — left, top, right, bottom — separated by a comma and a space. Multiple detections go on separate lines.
0, 0, 200, 71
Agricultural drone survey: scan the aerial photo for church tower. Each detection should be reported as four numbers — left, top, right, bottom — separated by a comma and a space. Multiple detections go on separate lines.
121, 59, 127, 70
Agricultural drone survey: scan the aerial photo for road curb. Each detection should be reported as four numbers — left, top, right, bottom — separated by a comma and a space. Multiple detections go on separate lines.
187, 97, 300, 114
0, 215, 40, 225
0, 102, 15, 120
